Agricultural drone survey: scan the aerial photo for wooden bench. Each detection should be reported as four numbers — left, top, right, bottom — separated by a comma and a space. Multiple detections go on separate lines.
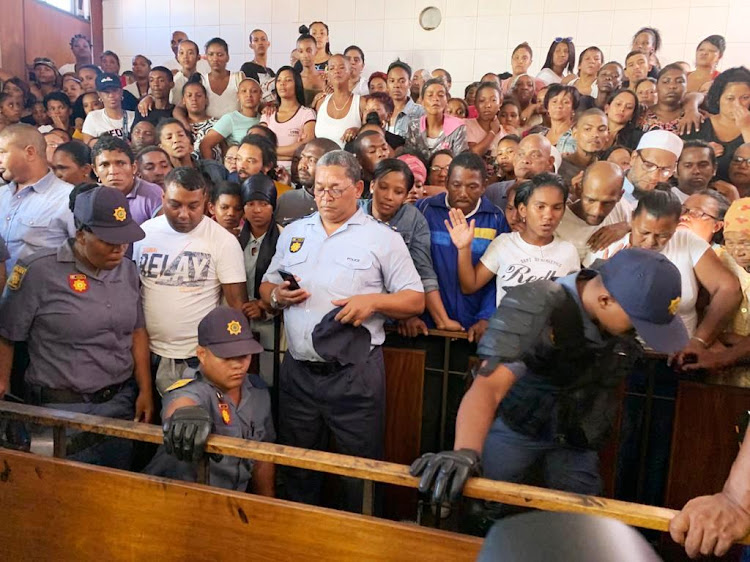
0, 449, 482, 561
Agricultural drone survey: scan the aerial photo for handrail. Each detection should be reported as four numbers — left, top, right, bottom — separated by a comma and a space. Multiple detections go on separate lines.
2, 401, 748, 543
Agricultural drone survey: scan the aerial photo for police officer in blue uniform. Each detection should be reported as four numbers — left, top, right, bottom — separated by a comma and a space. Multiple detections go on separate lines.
144, 306, 275, 494
259, 150, 425, 511
0, 184, 152, 468
411, 249, 689, 518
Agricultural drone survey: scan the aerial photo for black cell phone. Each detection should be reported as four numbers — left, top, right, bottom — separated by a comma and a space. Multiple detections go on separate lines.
279, 270, 300, 291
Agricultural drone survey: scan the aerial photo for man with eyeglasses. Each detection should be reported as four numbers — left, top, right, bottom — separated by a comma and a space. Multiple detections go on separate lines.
729, 143, 750, 198
275, 138, 339, 226
259, 150, 424, 512
622, 130, 683, 205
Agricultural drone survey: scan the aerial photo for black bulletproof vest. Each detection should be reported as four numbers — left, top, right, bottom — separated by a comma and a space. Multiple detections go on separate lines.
498, 288, 641, 450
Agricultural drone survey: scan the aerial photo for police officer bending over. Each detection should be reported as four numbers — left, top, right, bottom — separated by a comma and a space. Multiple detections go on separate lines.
145, 306, 275, 494
0, 185, 152, 468
411, 249, 689, 516
260, 150, 424, 511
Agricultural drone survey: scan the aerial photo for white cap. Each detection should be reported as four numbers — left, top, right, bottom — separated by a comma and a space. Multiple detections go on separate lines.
550, 145, 562, 173
636, 130, 683, 158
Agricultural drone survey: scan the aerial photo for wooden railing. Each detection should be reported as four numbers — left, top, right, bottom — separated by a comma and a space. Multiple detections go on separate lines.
3, 400, 748, 545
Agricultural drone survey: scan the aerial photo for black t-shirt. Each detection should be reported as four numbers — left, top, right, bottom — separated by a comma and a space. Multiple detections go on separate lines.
240, 61, 275, 82
132, 105, 175, 127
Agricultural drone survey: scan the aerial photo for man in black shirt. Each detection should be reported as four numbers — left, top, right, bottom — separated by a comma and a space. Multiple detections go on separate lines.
240, 30, 276, 106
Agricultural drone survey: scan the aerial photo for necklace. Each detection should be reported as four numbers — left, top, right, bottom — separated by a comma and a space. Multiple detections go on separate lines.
331, 92, 352, 112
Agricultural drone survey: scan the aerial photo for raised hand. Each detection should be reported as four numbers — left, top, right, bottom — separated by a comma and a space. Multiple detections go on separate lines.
445, 207, 475, 250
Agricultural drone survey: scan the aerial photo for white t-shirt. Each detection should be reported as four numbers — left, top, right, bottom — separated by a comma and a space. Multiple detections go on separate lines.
586, 229, 709, 336
556, 198, 634, 263
81, 109, 135, 140
132, 215, 247, 358
480, 231, 581, 304
201, 71, 246, 119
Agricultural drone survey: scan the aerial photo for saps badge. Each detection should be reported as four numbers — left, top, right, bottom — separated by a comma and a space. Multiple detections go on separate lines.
6, 265, 27, 290
68, 274, 89, 293
289, 237, 304, 253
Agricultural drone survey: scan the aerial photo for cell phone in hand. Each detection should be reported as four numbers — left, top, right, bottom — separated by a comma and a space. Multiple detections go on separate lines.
279, 270, 300, 291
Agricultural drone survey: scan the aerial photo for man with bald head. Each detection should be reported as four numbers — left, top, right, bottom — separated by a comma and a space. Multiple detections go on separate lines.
485, 134, 555, 210
556, 161, 634, 262
0, 123, 75, 274
623, 130, 683, 205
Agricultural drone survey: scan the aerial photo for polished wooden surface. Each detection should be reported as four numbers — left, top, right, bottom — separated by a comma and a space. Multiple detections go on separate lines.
666, 380, 750, 510
0, 449, 481, 561
383, 347, 425, 520
5, 402, 749, 542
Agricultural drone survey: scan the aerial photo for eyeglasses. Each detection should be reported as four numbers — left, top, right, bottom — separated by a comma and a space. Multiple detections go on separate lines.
636, 151, 675, 177
430, 165, 450, 172
732, 155, 750, 167
224, 156, 237, 164
313, 184, 354, 198
554, 37, 573, 43
725, 239, 750, 251
681, 206, 719, 221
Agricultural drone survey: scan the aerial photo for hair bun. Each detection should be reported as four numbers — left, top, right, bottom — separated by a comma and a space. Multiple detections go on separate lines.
298, 25, 309, 34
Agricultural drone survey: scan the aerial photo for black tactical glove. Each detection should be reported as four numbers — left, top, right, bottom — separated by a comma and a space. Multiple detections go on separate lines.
409, 448, 481, 505
163, 406, 213, 463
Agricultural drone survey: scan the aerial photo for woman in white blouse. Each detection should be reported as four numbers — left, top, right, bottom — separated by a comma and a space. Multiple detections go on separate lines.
446, 173, 580, 304
588, 189, 740, 355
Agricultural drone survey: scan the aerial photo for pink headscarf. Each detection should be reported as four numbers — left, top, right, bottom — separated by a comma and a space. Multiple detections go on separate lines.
397, 154, 427, 185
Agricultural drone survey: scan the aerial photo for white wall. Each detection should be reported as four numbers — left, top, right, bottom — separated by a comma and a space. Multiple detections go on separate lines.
102, 0, 750, 97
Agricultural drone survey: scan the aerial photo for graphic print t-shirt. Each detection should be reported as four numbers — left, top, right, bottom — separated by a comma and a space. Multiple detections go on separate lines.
479, 231, 580, 304
132, 215, 246, 358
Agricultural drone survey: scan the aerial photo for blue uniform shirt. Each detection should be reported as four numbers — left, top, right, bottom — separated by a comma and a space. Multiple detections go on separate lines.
0, 240, 144, 393
145, 373, 275, 491
416, 193, 510, 329
0, 170, 76, 273
263, 208, 424, 362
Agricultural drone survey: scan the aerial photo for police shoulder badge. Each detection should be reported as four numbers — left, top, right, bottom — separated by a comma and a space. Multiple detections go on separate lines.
227, 320, 242, 336
165, 378, 196, 392
68, 274, 89, 293
219, 403, 232, 425
289, 237, 304, 253
668, 297, 681, 316
113, 206, 127, 222
6, 264, 27, 290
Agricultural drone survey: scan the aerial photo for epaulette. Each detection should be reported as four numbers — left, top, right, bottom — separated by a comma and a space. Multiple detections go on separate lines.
165, 378, 197, 392
5, 249, 57, 291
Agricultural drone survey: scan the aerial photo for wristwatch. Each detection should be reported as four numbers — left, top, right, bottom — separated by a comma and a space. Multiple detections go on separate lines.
270, 286, 285, 310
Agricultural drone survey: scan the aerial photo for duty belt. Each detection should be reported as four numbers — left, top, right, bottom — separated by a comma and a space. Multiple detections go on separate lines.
26, 380, 130, 405
297, 360, 341, 375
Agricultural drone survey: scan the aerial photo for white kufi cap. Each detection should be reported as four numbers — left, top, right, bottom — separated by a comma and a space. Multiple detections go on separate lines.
636, 130, 683, 158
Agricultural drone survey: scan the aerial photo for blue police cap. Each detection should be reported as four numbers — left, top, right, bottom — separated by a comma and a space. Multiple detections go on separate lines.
312, 307, 371, 365
74, 186, 145, 244
598, 248, 688, 354
198, 306, 263, 358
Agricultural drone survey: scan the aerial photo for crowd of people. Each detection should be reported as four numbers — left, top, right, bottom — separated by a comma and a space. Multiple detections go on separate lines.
1, 21, 750, 557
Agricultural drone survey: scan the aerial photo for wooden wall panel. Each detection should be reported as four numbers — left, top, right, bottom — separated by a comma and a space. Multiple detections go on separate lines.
0, 449, 482, 561
23, 0, 92, 70
0, 0, 26, 78
383, 347, 426, 520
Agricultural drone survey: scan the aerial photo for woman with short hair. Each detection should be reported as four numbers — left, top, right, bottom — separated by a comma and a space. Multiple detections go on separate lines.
405, 79, 467, 161
313, 55, 365, 148
542, 84, 579, 147
590, 189, 740, 343
200, 38, 246, 118
564, 47, 603, 97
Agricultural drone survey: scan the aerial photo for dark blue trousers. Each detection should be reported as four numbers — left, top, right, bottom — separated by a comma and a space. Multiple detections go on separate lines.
279, 348, 385, 512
